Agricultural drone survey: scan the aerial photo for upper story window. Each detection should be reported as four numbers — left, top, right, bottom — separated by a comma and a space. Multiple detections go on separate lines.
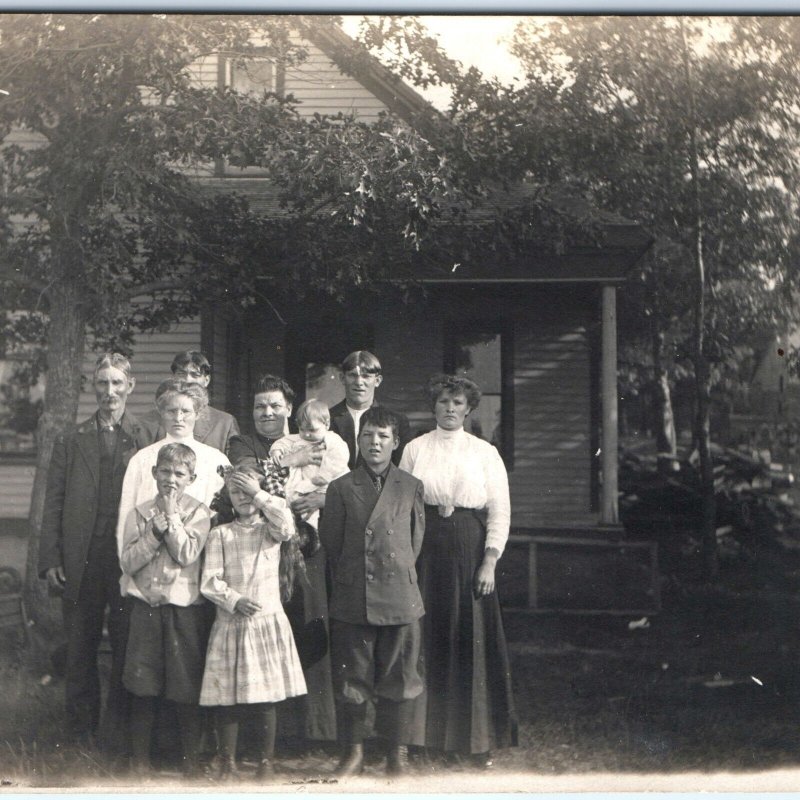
217, 53, 280, 178
225, 56, 276, 96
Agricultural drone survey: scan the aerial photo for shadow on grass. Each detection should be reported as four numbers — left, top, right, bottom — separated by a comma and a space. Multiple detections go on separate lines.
5, 551, 800, 785
506, 558, 800, 775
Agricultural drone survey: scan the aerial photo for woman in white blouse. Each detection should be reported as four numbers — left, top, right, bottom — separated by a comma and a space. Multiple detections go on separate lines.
399, 374, 517, 765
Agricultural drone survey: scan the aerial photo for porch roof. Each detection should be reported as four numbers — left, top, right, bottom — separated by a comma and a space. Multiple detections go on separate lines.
198, 177, 653, 285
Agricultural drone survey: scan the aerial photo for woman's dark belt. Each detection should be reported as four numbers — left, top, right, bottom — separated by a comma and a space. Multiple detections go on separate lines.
424, 504, 488, 526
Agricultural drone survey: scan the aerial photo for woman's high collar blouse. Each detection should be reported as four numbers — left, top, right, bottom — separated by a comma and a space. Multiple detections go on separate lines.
399, 426, 510, 556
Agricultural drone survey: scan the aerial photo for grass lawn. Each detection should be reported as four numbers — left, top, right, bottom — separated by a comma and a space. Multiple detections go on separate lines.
2, 549, 800, 790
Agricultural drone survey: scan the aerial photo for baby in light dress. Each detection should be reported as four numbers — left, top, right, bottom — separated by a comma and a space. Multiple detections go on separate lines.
269, 399, 350, 530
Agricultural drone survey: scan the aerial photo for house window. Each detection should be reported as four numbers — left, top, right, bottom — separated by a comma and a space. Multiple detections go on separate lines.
226, 56, 275, 96
305, 362, 346, 409
0, 356, 43, 457
446, 322, 514, 468
217, 54, 279, 177
284, 320, 374, 412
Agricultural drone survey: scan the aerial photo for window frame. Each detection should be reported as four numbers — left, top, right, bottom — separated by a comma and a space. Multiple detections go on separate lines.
444, 318, 515, 470
215, 51, 283, 178
0, 348, 44, 460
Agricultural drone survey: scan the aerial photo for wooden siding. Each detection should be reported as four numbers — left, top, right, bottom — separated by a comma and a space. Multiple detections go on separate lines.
0, 462, 36, 519
2, 318, 203, 520
283, 43, 389, 120
233, 284, 599, 529
187, 54, 218, 89
2, 286, 601, 532
511, 322, 593, 527
413, 285, 598, 528
76, 318, 202, 421
1, 29, 396, 521
2, 127, 47, 149
188, 42, 390, 121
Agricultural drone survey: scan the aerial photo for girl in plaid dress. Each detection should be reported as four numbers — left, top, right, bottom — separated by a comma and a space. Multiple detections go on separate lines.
200, 466, 307, 780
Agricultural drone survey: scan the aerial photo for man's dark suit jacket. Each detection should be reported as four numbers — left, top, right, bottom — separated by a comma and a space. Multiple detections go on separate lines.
38, 412, 153, 603
328, 400, 411, 470
139, 404, 239, 453
320, 463, 425, 627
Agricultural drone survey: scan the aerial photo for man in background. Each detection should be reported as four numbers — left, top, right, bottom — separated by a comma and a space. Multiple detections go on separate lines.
140, 350, 239, 452
329, 350, 411, 471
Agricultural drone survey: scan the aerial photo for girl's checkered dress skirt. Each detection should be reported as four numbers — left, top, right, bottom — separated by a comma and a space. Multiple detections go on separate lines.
200, 521, 307, 706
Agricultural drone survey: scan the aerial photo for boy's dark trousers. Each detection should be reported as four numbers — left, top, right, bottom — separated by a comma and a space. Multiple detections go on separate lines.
332, 619, 422, 752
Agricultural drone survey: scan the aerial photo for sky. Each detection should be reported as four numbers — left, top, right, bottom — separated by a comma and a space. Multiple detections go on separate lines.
340, 15, 531, 108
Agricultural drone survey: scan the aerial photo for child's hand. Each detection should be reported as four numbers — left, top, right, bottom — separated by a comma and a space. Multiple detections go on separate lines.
162, 487, 178, 517
234, 596, 262, 617
229, 471, 261, 498
152, 512, 169, 540
283, 442, 324, 469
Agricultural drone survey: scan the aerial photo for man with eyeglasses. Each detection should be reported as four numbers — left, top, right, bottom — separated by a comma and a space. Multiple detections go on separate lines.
329, 350, 411, 471
141, 351, 239, 453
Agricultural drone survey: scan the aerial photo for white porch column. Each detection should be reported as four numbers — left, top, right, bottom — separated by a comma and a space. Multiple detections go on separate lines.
601, 284, 619, 525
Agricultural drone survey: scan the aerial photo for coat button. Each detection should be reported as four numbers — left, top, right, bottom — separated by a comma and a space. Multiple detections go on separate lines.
366, 529, 373, 536
390, 553, 396, 558
367, 573, 374, 581
387, 529, 393, 535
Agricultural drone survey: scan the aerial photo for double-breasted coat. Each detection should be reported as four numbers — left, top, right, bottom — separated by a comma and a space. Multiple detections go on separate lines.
39, 412, 153, 602
320, 463, 425, 626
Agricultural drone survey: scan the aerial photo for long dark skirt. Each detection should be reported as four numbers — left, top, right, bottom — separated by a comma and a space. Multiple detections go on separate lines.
278, 545, 337, 742
412, 507, 518, 755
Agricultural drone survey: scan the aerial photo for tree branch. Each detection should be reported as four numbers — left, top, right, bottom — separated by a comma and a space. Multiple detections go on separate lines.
121, 279, 186, 300
0, 267, 48, 294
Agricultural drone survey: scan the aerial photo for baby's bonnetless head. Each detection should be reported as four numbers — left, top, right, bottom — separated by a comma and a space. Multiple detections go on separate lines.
296, 398, 330, 443
151, 443, 197, 498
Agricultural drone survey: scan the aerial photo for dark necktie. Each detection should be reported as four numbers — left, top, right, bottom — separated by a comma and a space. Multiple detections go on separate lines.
373, 475, 382, 494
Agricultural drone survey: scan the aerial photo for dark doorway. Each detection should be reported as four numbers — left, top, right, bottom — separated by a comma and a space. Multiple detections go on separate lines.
284, 319, 374, 409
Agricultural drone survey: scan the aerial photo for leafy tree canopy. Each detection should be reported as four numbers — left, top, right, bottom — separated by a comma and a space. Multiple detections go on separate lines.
505, 17, 800, 378
0, 13, 485, 628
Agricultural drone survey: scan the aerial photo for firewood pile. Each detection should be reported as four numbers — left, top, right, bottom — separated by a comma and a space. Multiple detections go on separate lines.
619, 444, 800, 565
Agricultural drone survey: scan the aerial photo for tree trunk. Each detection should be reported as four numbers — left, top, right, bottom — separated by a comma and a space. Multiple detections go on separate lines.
23, 281, 87, 652
694, 353, 717, 580
651, 327, 678, 474
680, 19, 718, 580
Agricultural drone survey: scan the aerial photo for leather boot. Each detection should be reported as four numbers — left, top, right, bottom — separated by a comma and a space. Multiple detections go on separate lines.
386, 744, 408, 776
255, 758, 275, 781
217, 752, 239, 782
336, 743, 365, 777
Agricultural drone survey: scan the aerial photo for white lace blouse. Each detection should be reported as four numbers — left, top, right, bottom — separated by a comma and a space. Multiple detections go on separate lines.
399, 427, 511, 556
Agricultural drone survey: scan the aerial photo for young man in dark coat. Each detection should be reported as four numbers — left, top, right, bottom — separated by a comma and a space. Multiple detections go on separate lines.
319, 406, 425, 777
328, 350, 411, 471
139, 350, 239, 452
39, 352, 153, 748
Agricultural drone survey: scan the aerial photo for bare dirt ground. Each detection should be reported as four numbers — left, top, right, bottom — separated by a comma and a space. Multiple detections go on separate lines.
3, 548, 800, 792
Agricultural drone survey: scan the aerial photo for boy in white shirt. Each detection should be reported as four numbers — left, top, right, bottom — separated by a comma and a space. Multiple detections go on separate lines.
119, 443, 212, 777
